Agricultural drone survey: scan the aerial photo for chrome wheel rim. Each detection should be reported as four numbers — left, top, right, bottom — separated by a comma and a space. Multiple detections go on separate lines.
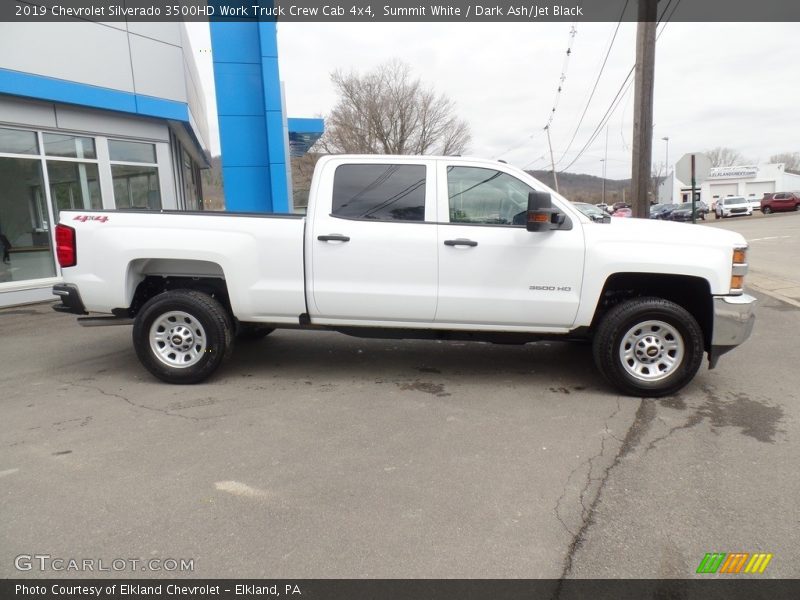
619, 320, 684, 382
149, 311, 207, 368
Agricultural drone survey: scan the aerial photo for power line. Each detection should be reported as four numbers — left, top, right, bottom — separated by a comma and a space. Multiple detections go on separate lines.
556, 0, 682, 174
545, 23, 579, 130
495, 22, 577, 160
553, 0, 630, 167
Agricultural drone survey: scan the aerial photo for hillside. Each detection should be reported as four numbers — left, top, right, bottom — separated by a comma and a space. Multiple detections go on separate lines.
526, 170, 631, 205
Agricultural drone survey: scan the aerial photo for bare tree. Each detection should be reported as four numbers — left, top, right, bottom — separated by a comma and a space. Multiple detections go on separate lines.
320, 60, 471, 156
705, 147, 746, 168
290, 153, 321, 210
651, 162, 667, 203
769, 152, 800, 173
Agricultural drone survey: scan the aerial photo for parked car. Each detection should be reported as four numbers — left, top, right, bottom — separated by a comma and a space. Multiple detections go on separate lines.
747, 196, 763, 212
612, 202, 631, 213
51, 154, 755, 397
715, 196, 753, 219
670, 201, 709, 222
611, 207, 632, 218
761, 192, 800, 214
573, 202, 610, 222
649, 203, 677, 220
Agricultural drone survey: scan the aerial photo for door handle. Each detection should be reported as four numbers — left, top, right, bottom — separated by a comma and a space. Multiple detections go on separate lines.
444, 238, 478, 247
317, 234, 351, 242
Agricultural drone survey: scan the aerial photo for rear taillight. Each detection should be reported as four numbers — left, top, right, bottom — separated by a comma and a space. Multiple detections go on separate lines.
55, 224, 76, 268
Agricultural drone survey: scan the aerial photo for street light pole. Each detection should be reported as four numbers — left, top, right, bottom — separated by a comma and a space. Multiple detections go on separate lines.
662, 136, 669, 204
603, 124, 609, 205
601, 159, 607, 205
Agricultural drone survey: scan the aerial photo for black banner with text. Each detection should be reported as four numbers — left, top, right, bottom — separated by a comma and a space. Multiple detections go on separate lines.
4, 579, 800, 600
2, 0, 800, 22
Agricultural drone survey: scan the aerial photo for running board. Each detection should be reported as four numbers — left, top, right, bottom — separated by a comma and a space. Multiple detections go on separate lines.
77, 316, 134, 327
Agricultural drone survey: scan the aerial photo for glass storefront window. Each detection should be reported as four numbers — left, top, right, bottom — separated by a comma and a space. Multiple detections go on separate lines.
46, 160, 102, 220
0, 128, 168, 288
43, 133, 97, 159
0, 127, 39, 155
109, 140, 156, 163
112, 164, 161, 210
0, 157, 56, 283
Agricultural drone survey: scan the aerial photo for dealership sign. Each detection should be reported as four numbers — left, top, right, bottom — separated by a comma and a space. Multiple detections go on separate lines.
709, 166, 758, 179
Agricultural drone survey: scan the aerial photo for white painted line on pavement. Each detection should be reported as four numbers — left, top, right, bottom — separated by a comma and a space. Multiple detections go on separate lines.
215, 480, 271, 499
749, 236, 792, 242
0, 468, 20, 478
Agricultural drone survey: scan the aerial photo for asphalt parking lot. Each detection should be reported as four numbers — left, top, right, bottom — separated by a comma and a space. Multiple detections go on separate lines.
1, 212, 799, 579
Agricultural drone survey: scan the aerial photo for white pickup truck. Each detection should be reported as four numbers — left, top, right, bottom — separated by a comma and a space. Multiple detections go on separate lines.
52, 155, 756, 397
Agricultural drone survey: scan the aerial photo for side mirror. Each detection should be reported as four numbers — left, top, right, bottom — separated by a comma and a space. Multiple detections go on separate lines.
527, 191, 555, 232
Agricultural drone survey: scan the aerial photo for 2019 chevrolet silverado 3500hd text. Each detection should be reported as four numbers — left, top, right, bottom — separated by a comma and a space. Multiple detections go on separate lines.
52, 155, 756, 397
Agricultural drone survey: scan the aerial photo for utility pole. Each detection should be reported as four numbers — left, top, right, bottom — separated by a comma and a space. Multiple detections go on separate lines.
630, 0, 658, 218
545, 125, 559, 193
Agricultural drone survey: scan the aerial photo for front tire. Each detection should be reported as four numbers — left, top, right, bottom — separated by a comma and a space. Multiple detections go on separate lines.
763, 206, 772, 214
133, 289, 233, 384
592, 297, 704, 397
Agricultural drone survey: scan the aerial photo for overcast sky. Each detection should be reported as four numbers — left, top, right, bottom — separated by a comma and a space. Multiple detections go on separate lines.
186, 21, 799, 180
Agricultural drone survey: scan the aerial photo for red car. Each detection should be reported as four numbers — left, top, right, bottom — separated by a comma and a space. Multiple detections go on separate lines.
761, 192, 800, 214
612, 207, 632, 218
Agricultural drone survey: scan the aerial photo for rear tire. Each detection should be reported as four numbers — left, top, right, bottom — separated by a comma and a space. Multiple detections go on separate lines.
592, 297, 704, 397
133, 289, 233, 384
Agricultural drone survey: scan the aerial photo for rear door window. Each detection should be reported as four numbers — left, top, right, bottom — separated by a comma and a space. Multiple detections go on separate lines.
332, 164, 426, 222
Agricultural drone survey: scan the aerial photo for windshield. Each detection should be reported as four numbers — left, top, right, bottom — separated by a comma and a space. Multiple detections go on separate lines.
723, 197, 747, 206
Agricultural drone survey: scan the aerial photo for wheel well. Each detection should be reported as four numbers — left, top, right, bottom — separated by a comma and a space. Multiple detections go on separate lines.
124, 275, 232, 319
592, 273, 713, 349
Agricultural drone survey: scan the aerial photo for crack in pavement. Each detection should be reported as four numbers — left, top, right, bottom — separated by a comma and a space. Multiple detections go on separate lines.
557, 399, 657, 582
61, 380, 223, 422
552, 397, 625, 537
644, 413, 704, 455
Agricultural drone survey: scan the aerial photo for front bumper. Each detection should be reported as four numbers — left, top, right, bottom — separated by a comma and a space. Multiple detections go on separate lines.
708, 293, 756, 368
52, 283, 88, 315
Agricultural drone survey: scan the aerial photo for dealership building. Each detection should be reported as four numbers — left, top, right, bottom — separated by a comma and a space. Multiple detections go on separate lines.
0, 21, 323, 307
659, 163, 800, 206
0, 22, 212, 307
